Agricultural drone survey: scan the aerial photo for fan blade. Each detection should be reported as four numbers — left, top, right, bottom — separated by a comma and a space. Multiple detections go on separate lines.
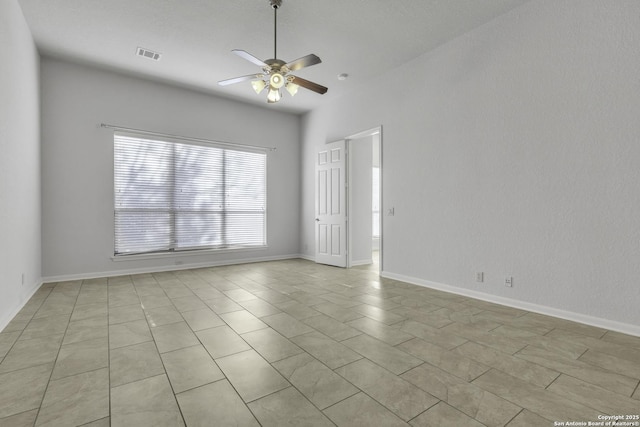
218, 74, 263, 86
232, 49, 267, 67
290, 76, 328, 95
285, 54, 322, 72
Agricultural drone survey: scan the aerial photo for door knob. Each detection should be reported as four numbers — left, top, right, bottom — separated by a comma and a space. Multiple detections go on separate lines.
315, 218, 320, 221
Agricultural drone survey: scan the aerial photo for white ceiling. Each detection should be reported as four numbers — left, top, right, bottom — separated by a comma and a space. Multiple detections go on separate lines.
18, 0, 530, 114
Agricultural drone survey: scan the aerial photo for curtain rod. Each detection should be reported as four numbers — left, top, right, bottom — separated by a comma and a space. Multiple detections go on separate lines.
99, 123, 276, 152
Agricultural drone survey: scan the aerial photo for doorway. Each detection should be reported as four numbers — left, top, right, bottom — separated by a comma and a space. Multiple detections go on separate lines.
347, 127, 382, 273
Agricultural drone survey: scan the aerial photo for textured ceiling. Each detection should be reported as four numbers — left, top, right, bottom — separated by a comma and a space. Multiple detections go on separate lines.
18, 0, 530, 114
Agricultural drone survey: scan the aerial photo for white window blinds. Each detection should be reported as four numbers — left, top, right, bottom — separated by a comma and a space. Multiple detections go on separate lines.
114, 133, 266, 255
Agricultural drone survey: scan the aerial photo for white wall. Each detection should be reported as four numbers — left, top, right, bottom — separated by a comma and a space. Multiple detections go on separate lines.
0, 0, 41, 330
349, 135, 373, 265
301, 0, 640, 332
41, 58, 301, 279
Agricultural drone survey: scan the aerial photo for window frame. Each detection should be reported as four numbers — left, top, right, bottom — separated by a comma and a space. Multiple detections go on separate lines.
112, 131, 268, 257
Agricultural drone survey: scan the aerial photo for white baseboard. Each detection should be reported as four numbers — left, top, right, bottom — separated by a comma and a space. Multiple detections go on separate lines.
297, 255, 373, 267
42, 254, 304, 283
381, 270, 640, 338
4, 255, 307, 331
299, 254, 315, 262
0, 278, 43, 333
27, 260, 639, 337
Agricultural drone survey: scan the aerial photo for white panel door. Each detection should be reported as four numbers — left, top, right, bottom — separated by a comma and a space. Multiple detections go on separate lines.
316, 140, 347, 267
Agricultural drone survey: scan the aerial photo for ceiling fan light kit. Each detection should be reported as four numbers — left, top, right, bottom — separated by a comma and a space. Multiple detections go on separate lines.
251, 79, 267, 94
285, 80, 299, 96
218, 0, 328, 104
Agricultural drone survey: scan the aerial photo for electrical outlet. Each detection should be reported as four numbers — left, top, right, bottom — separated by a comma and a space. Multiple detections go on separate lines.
505, 276, 513, 287
476, 272, 484, 283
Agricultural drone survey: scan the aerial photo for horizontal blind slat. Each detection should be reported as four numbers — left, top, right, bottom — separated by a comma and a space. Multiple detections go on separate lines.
114, 133, 266, 255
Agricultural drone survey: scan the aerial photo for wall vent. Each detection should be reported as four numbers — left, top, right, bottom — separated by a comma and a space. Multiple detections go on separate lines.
136, 47, 162, 61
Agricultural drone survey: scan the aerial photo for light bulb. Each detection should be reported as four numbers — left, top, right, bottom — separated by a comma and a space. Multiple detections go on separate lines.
267, 88, 281, 103
270, 73, 285, 89
251, 80, 266, 94
285, 82, 299, 97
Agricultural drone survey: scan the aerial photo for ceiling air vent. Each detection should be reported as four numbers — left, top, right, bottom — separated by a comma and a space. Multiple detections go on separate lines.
136, 47, 161, 61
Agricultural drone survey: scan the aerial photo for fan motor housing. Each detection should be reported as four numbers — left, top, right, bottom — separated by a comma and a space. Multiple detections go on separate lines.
264, 58, 287, 73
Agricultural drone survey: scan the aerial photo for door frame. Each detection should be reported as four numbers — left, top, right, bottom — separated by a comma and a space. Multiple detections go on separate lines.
345, 126, 383, 273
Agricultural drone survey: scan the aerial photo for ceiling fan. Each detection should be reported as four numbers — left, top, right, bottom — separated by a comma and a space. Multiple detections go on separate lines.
218, 0, 328, 104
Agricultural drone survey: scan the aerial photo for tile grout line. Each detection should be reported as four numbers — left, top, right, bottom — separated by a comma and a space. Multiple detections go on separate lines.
503, 408, 526, 426
222, 293, 392, 425
7, 260, 640, 425
543, 371, 564, 391
32, 280, 82, 426
145, 273, 190, 427
470, 367, 534, 417
106, 277, 112, 426
320, 349, 434, 423
168, 270, 262, 426
631, 379, 640, 399
576, 346, 590, 360
545, 371, 640, 414
0, 288, 49, 363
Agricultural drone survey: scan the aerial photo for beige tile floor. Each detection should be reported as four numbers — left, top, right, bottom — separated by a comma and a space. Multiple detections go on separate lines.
1, 257, 639, 426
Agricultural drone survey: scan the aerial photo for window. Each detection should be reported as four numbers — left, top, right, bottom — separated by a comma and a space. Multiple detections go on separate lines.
114, 132, 266, 256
